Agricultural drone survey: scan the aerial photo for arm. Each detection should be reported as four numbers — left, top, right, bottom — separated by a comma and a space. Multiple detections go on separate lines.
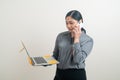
72, 38, 93, 64
53, 35, 59, 60
43, 35, 60, 67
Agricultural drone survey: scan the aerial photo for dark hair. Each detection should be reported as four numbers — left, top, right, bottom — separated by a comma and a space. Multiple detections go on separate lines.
65, 10, 86, 33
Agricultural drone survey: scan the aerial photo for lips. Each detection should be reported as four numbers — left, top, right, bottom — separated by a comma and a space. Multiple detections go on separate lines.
69, 29, 73, 32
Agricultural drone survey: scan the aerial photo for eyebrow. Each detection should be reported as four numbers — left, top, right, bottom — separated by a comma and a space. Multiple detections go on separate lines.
66, 20, 73, 22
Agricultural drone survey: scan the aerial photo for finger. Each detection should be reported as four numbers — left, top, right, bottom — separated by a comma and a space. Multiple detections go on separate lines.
77, 24, 80, 27
73, 28, 78, 33
75, 23, 79, 27
74, 27, 79, 32
73, 28, 79, 34
76, 25, 81, 32
74, 27, 81, 34
78, 26, 81, 32
72, 29, 77, 34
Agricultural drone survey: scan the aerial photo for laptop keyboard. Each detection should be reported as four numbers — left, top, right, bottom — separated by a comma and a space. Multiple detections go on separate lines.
34, 57, 47, 64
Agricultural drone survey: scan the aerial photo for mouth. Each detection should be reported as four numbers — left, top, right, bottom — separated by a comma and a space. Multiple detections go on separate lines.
69, 29, 73, 32
69, 29, 72, 31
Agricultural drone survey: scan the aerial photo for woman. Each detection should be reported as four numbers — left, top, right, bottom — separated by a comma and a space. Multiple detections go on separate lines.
53, 10, 93, 80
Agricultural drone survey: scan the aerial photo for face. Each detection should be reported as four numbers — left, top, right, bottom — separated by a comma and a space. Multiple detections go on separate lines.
65, 16, 79, 32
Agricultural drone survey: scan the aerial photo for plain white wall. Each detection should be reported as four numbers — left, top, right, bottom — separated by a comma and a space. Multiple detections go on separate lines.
0, 0, 120, 80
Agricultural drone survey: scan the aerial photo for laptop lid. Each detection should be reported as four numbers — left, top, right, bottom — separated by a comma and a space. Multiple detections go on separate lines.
21, 41, 35, 65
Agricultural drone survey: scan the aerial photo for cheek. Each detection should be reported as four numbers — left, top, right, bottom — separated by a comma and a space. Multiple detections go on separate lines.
66, 25, 71, 30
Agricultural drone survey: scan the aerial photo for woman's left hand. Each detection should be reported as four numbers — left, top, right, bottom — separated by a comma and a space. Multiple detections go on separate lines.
72, 25, 82, 43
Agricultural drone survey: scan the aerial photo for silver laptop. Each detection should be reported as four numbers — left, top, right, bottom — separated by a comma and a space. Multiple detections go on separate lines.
21, 41, 59, 66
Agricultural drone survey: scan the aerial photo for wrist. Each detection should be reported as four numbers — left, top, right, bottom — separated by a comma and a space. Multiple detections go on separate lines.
74, 38, 79, 43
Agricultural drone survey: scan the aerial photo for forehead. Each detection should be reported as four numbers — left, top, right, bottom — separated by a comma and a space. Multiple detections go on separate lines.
66, 16, 77, 22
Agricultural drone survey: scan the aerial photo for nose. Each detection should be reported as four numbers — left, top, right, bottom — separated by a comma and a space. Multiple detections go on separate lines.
68, 25, 74, 29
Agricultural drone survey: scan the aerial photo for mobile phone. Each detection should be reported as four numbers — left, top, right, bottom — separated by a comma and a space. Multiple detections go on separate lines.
77, 22, 84, 28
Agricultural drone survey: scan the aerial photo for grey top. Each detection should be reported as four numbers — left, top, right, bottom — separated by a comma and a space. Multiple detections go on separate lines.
53, 31, 93, 69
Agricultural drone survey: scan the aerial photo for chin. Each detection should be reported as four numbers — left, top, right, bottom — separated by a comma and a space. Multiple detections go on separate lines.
68, 30, 72, 32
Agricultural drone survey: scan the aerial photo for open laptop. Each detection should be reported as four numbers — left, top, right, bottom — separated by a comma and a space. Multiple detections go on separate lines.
21, 41, 59, 66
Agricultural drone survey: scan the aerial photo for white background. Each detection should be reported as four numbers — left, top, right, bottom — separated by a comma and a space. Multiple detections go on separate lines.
0, 0, 120, 80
